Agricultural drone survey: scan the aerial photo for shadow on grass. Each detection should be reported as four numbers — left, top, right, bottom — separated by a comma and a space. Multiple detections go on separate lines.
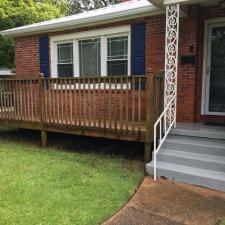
0, 128, 144, 162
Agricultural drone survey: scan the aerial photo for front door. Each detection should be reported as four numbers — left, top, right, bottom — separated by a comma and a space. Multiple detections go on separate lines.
203, 20, 225, 115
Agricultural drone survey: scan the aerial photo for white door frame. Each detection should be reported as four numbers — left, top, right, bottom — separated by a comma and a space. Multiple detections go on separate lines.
201, 17, 225, 116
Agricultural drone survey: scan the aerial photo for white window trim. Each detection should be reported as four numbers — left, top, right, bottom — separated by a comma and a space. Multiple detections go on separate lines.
50, 25, 131, 78
201, 17, 225, 116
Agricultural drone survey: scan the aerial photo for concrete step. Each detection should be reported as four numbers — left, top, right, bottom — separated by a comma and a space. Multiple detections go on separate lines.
146, 161, 225, 192
163, 136, 225, 157
167, 134, 225, 148
170, 126, 225, 140
157, 149, 225, 172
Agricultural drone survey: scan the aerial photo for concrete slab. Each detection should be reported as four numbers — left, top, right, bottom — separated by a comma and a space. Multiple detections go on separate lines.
103, 177, 225, 225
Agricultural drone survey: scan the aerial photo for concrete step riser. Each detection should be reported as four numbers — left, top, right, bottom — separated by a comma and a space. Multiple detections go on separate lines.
163, 141, 225, 157
157, 153, 225, 172
170, 129, 225, 140
168, 135, 225, 147
146, 165, 225, 192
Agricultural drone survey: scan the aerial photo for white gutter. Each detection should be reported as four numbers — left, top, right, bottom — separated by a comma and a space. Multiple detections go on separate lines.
1, 3, 163, 38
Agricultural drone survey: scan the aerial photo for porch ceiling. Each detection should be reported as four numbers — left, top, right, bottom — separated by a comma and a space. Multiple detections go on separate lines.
163, 0, 220, 6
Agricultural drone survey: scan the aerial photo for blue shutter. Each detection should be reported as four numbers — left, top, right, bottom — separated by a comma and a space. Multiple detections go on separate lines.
39, 36, 49, 77
131, 22, 146, 75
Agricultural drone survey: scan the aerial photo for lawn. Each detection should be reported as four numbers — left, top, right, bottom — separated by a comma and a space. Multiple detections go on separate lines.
0, 130, 143, 225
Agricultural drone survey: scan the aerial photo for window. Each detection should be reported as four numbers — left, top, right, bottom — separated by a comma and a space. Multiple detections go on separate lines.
51, 26, 130, 78
79, 38, 101, 77
107, 36, 128, 76
57, 43, 74, 77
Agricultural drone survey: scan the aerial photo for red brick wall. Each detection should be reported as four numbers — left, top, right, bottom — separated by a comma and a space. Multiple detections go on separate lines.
176, 7, 200, 122
15, 36, 40, 78
145, 6, 225, 123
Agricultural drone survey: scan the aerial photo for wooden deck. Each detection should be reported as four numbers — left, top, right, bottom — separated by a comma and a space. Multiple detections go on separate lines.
0, 70, 164, 161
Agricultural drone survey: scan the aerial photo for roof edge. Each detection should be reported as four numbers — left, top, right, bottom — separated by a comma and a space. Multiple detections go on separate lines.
1, 4, 163, 38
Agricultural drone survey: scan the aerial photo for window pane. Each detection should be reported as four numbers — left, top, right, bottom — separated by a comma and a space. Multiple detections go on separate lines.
58, 64, 73, 77
57, 43, 73, 64
107, 60, 128, 76
107, 36, 128, 60
79, 38, 101, 77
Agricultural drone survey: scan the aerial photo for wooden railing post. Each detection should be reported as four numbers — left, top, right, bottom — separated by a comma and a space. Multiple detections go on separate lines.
145, 68, 154, 162
39, 73, 47, 147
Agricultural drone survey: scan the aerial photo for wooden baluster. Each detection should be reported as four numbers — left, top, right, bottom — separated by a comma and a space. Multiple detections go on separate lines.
12, 79, 16, 121
26, 80, 30, 121
48, 79, 52, 124
126, 76, 129, 133
65, 79, 68, 126
60, 79, 64, 126
98, 77, 101, 128
23, 80, 26, 121
14, 80, 17, 121
2, 80, 5, 119
102, 77, 106, 130
132, 76, 135, 134
88, 78, 91, 127
79, 79, 81, 127
39, 74, 47, 147
69, 79, 72, 126
93, 78, 96, 128
4, 80, 7, 119
83, 78, 86, 127
29, 80, 32, 122
57, 79, 60, 125
114, 78, 118, 132
8, 80, 11, 120
9, 80, 13, 120
6, 80, 10, 120
109, 77, 112, 130
120, 77, 123, 132
0, 80, 3, 118
138, 77, 141, 134
19, 80, 21, 121
73, 79, 76, 126
52, 79, 57, 124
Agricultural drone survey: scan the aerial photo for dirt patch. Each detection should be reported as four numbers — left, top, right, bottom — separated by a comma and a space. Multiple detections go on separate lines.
103, 177, 225, 225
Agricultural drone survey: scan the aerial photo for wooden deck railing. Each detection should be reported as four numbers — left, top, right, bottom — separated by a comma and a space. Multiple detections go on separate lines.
0, 70, 164, 161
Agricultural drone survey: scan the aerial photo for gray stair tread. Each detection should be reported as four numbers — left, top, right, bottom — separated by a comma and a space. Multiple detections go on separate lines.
159, 148, 225, 165
147, 161, 225, 181
166, 135, 225, 149
170, 127, 225, 140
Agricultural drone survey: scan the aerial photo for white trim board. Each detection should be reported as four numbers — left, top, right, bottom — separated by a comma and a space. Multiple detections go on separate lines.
50, 26, 131, 78
201, 17, 225, 116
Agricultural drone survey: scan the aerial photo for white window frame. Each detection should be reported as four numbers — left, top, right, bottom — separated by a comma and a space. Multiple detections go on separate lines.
105, 34, 130, 76
56, 41, 74, 77
50, 26, 131, 78
201, 17, 225, 116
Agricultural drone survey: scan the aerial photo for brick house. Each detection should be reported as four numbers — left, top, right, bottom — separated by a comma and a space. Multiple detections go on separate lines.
1, 0, 225, 192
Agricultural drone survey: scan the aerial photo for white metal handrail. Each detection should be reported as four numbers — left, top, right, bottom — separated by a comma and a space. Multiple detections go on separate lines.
153, 94, 176, 181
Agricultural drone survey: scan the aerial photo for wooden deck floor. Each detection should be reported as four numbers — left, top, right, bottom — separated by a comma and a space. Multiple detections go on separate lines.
0, 112, 146, 142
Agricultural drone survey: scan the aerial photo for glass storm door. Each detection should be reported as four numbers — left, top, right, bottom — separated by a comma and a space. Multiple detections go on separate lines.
204, 22, 225, 115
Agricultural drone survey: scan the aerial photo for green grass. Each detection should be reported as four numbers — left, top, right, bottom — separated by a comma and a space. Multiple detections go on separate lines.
0, 133, 143, 225
219, 220, 225, 225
